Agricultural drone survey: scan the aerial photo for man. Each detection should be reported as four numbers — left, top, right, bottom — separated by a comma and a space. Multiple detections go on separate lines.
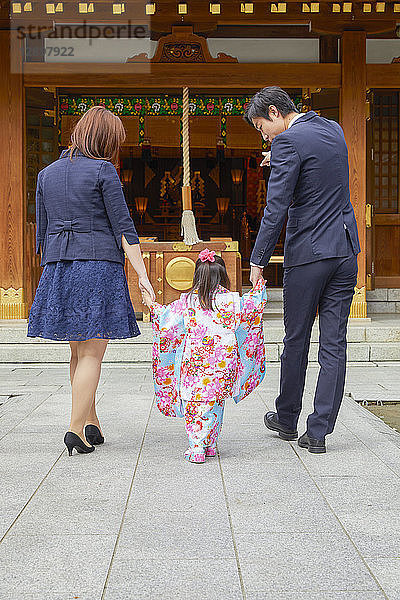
245, 86, 360, 454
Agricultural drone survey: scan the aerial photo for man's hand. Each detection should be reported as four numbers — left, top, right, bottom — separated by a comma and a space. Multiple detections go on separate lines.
250, 266, 263, 287
260, 151, 271, 167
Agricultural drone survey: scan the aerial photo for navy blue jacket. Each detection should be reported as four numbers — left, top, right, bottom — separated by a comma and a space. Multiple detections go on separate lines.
36, 150, 139, 266
251, 111, 361, 268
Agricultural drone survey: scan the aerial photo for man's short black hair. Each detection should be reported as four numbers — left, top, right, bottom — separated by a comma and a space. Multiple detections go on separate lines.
244, 86, 298, 126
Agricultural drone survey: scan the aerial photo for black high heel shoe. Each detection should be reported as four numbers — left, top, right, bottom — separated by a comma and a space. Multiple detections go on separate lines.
64, 431, 95, 456
85, 424, 104, 446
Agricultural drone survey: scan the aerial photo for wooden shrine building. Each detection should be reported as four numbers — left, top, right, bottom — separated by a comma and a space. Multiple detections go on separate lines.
1, 0, 400, 319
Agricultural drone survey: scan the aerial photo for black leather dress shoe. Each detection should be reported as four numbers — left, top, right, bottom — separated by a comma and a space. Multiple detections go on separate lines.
264, 411, 298, 441
298, 432, 326, 454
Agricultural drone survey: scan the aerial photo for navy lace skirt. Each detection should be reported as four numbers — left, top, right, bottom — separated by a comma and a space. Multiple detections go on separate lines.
28, 260, 140, 341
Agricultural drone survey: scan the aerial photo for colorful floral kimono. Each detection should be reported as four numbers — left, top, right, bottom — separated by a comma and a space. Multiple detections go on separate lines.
150, 278, 267, 460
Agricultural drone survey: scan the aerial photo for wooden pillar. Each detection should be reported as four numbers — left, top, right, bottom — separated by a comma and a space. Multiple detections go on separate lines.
340, 30, 367, 318
0, 30, 27, 319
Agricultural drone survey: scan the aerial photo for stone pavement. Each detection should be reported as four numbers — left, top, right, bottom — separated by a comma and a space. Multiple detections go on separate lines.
1, 362, 399, 600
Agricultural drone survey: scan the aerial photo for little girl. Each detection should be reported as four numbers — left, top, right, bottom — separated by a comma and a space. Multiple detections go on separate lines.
142, 248, 267, 463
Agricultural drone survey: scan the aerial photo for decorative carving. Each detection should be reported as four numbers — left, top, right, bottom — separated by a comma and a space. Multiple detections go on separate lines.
353, 285, 366, 301
130, 52, 149, 62
127, 26, 238, 64
191, 171, 205, 209
145, 164, 155, 188
1, 287, 24, 304
173, 242, 193, 251
209, 165, 220, 188
161, 42, 204, 63
350, 286, 367, 319
224, 241, 239, 252
256, 180, 267, 215
0, 287, 28, 319
160, 171, 177, 216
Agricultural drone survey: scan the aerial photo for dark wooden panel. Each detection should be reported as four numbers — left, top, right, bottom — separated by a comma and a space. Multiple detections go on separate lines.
375, 224, 400, 278
146, 116, 180, 147
376, 276, 400, 287
190, 116, 219, 149
226, 116, 261, 150
319, 35, 339, 63
375, 214, 400, 225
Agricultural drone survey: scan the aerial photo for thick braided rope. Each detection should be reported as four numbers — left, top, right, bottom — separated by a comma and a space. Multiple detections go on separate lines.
182, 86, 190, 187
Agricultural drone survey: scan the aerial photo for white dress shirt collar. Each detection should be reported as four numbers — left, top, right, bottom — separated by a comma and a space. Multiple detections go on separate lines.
287, 112, 305, 129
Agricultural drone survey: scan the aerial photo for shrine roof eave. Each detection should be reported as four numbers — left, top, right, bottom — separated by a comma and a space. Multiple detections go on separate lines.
5, 0, 400, 37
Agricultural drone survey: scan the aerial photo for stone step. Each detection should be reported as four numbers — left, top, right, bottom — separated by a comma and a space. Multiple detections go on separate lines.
1, 317, 399, 363
263, 301, 283, 314
367, 288, 400, 314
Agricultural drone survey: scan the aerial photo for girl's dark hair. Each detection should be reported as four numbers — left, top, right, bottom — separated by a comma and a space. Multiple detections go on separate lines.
189, 255, 230, 310
244, 86, 298, 126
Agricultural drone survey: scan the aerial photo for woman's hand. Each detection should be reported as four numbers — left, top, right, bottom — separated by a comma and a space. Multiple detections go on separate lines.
141, 288, 153, 307
121, 238, 156, 304
139, 276, 156, 304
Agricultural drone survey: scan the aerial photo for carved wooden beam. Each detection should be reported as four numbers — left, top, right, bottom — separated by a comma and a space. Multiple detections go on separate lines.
127, 26, 238, 63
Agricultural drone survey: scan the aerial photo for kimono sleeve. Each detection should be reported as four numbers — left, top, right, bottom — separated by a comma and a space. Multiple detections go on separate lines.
150, 297, 187, 418
150, 297, 186, 339
238, 278, 267, 332
233, 279, 267, 404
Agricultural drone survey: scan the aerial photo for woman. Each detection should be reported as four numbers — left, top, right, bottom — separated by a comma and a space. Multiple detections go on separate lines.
28, 106, 155, 456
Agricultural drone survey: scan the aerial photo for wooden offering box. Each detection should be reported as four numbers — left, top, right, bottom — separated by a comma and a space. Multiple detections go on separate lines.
125, 240, 242, 321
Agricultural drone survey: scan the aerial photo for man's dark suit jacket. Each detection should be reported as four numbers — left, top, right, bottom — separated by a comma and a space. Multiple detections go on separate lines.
250, 111, 361, 268
36, 150, 139, 266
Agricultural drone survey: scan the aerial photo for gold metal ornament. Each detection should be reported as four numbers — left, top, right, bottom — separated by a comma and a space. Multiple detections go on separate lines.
172, 242, 193, 251
0, 287, 28, 319
349, 286, 367, 318
165, 257, 196, 291
224, 241, 239, 251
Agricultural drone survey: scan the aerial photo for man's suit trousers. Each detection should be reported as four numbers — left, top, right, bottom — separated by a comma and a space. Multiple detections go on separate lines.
276, 234, 358, 440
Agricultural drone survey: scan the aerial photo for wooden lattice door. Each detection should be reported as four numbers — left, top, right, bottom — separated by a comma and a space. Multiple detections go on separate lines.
368, 90, 400, 288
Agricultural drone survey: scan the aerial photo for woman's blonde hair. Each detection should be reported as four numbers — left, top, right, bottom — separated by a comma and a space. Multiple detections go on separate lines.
69, 105, 126, 166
